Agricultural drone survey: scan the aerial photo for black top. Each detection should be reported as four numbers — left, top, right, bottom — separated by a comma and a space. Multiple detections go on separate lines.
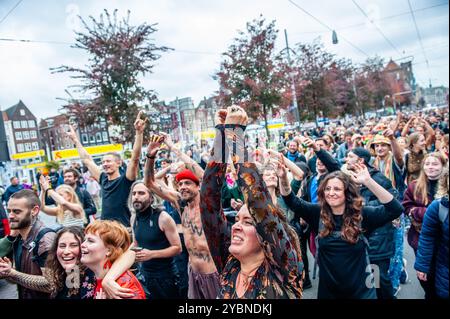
282, 192, 403, 299
133, 207, 176, 275
99, 172, 134, 227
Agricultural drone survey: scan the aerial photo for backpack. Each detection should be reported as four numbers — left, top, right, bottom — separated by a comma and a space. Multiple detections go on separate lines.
312, 218, 371, 280
13, 227, 56, 270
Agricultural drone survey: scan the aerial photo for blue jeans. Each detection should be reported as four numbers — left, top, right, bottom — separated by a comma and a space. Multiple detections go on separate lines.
389, 214, 405, 290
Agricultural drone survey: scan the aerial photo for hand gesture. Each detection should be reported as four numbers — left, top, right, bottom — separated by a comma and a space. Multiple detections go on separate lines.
230, 198, 243, 211
272, 154, 287, 178
303, 137, 318, 151
383, 129, 395, 140
66, 125, 79, 143
170, 161, 185, 174
224, 105, 248, 126
101, 278, 134, 299
135, 249, 153, 262
159, 132, 174, 149
39, 175, 51, 192
215, 109, 228, 126
134, 111, 148, 134
0, 257, 13, 277
348, 163, 371, 185
416, 271, 427, 282
147, 135, 164, 158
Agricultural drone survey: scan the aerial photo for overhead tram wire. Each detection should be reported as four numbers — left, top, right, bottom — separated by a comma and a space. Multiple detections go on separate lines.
352, 0, 403, 56
288, 0, 369, 57
407, 0, 433, 86
0, 0, 23, 25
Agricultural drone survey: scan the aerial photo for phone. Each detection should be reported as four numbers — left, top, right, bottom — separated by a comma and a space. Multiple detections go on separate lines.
131, 246, 143, 252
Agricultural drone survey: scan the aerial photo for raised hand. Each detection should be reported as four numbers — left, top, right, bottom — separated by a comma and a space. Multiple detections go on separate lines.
383, 129, 395, 140
224, 105, 248, 126
159, 132, 174, 149
215, 109, 228, 126
348, 163, 371, 185
66, 125, 79, 143
147, 134, 164, 158
39, 175, 51, 191
134, 111, 148, 134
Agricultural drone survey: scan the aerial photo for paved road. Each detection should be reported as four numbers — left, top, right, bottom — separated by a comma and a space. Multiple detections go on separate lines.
1, 213, 425, 299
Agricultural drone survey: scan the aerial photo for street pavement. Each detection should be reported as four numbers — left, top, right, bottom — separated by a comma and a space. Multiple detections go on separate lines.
1, 213, 425, 299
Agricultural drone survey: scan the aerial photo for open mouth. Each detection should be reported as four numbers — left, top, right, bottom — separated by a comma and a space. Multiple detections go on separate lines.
61, 256, 76, 262
231, 233, 244, 244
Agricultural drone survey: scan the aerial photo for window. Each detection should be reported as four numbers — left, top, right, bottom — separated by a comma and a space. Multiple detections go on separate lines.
30, 130, 37, 139
17, 143, 24, 152
21, 120, 28, 128
32, 142, 39, 150
102, 131, 109, 142
22, 131, 30, 139
20, 109, 25, 116
81, 134, 88, 144
15, 132, 22, 140
24, 143, 32, 151
28, 120, 36, 128
20, 159, 27, 165
13, 121, 21, 129
89, 135, 95, 143
96, 132, 102, 142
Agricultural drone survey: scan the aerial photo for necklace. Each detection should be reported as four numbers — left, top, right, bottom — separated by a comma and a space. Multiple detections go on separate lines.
238, 264, 260, 288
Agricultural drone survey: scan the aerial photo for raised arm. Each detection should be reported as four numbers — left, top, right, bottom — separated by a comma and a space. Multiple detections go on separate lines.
304, 137, 341, 172
39, 176, 58, 217
160, 132, 205, 182
384, 129, 404, 168
66, 125, 101, 181
401, 116, 415, 137
143, 135, 180, 212
199, 109, 230, 273
126, 111, 148, 181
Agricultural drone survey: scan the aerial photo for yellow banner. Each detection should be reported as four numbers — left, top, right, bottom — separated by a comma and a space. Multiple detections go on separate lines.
195, 130, 216, 139
11, 150, 45, 160
52, 144, 123, 160
24, 162, 46, 169
267, 123, 285, 130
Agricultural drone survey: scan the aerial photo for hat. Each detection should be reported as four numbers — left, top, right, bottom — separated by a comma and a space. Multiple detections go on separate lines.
175, 169, 200, 185
369, 135, 391, 149
351, 134, 363, 142
350, 147, 373, 167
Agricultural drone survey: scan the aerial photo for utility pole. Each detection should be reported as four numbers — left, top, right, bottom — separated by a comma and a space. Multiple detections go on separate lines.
284, 29, 300, 131
176, 97, 184, 148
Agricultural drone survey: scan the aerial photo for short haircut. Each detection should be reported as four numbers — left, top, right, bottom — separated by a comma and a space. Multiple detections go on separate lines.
315, 138, 329, 146
104, 152, 121, 162
84, 220, 131, 264
10, 176, 17, 182
9, 189, 40, 210
287, 140, 299, 147
63, 168, 80, 179
345, 130, 353, 137
160, 158, 171, 164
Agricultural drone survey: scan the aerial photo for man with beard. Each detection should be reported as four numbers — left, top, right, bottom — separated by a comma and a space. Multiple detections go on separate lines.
66, 111, 147, 227
128, 181, 181, 299
45, 168, 97, 225
144, 136, 221, 299
0, 190, 55, 299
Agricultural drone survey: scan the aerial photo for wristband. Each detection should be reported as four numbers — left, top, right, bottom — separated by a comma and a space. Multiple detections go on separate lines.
146, 154, 156, 159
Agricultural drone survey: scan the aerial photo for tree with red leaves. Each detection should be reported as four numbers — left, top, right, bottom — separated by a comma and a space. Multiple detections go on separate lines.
215, 16, 291, 145
52, 9, 171, 143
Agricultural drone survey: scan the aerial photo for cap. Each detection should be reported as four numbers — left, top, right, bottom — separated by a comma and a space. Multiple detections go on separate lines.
175, 169, 200, 185
350, 147, 373, 167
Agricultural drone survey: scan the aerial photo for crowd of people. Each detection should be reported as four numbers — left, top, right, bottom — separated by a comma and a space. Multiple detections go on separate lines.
0, 105, 448, 300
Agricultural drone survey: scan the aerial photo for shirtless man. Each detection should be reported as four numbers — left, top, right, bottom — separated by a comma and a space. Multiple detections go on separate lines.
144, 135, 220, 299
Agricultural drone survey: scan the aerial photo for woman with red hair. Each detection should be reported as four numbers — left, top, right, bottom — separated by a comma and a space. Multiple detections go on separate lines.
81, 220, 146, 299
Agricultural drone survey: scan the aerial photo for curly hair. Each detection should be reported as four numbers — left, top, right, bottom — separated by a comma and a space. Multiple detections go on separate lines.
45, 226, 86, 298
317, 171, 363, 244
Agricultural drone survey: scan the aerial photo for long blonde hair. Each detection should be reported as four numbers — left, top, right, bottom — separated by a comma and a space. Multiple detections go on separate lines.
414, 152, 448, 206
54, 185, 86, 224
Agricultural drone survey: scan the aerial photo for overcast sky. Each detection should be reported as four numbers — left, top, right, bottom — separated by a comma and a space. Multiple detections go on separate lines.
0, 0, 448, 120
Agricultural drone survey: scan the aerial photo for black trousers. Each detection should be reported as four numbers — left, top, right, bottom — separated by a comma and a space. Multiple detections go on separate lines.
373, 258, 394, 299
139, 267, 180, 299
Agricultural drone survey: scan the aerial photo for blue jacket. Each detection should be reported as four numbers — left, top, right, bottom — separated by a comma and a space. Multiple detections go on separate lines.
2, 184, 24, 204
336, 142, 349, 164
414, 196, 449, 299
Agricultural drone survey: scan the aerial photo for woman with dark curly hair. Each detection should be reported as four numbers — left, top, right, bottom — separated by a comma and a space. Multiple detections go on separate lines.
0, 226, 137, 299
278, 164, 404, 299
200, 106, 303, 299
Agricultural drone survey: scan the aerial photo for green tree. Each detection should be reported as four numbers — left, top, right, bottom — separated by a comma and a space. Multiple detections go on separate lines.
215, 16, 291, 144
53, 9, 171, 143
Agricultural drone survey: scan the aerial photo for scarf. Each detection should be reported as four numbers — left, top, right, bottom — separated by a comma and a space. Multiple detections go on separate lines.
372, 153, 396, 188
